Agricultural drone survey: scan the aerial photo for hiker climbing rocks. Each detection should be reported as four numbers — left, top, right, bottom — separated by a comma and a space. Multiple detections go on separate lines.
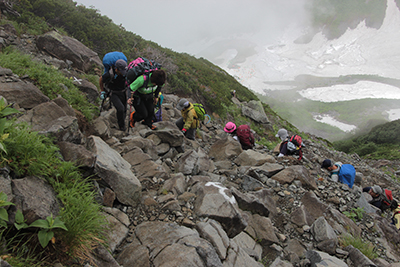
321, 159, 355, 188
223, 122, 254, 150
363, 185, 393, 211
175, 98, 199, 140
99, 52, 128, 131
275, 128, 304, 160
128, 69, 166, 130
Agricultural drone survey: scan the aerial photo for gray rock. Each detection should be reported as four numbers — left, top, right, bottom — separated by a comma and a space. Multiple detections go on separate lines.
87, 136, 141, 206
36, 30, 102, 72
11, 176, 60, 224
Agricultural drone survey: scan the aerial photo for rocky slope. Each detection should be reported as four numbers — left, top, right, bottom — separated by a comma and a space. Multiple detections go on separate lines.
0, 24, 400, 267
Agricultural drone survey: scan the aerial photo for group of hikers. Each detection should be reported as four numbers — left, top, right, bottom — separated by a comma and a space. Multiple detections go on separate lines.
99, 51, 399, 231
99, 51, 205, 139
274, 128, 400, 230
99, 51, 166, 131
320, 158, 400, 230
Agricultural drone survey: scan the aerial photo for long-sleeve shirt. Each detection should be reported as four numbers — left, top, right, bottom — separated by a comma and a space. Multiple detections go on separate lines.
330, 162, 342, 182
129, 74, 159, 95
181, 103, 199, 129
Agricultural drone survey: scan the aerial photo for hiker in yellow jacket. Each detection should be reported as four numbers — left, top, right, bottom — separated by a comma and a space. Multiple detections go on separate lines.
390, 200, 400, 230
175, 98, 199, 140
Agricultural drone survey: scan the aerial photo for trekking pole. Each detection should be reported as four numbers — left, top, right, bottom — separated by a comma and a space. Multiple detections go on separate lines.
99, 90, 110, 116
99, 98, 105, 115
126, 103, 132, 134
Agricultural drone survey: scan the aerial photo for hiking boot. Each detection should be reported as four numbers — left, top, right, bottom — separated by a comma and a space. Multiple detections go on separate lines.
150, 125, 157, 130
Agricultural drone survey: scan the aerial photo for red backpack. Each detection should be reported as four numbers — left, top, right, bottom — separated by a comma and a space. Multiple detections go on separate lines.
383, 189, 393, 207
287, 134, 303, 160
236, 125, 254, 149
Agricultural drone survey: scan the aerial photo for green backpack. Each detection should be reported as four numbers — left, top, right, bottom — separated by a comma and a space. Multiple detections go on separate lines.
193, 103, 206, 121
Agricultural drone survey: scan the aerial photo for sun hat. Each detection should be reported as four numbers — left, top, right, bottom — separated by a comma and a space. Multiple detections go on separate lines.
224, 122, 237, 133
321, 159, 332, 169
115, 59, 127, 76
275, 128, 289, 141
372, 185, 383, 195
176, 98, 189, 110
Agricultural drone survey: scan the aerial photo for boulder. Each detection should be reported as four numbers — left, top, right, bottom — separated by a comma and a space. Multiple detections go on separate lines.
36, 30, 102, 72
87, 136, 141, 206
11, 176, 60, 224
191, 181, 247, 238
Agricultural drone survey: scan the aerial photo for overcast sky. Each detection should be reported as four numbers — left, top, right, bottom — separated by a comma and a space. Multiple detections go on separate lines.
77, 0, 309, 55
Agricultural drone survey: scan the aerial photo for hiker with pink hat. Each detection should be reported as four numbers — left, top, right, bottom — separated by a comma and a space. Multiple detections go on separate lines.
223, 122, 254, 150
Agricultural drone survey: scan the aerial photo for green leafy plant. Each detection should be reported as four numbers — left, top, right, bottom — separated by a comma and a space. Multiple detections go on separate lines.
29, 213, 68, 248
14, 210, 29, 230
343, 207, 365, 222
0, 97, 19, 156
0, 192, 15, 228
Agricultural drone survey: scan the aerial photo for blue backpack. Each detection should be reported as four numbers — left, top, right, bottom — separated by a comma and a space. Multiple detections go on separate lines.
338, 164, 356, 188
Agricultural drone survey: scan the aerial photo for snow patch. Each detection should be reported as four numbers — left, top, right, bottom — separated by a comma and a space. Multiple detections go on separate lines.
205, 182, 236, 205
313, 115, 357, 132
386, 109, 400, 121
299, 81, 400, 102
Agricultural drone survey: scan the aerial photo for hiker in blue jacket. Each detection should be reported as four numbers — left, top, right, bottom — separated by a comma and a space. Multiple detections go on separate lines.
99, 53, 128, 131
321, 159, 355, 188
128, 70, 166, 130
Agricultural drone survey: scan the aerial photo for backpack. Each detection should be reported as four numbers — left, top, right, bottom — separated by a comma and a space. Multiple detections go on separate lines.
287, 135, 303, 159
126, 57, 162, 85
383, 189, 393, 208
338, 164, 356, 188
193, 103, 206, 121
236, 125, 254, 149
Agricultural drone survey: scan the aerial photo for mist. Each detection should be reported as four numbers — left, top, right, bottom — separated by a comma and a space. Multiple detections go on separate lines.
77, 0, 310, 55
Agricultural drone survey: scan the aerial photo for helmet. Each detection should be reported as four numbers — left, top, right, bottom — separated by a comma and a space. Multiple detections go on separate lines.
224, 122, 237, 133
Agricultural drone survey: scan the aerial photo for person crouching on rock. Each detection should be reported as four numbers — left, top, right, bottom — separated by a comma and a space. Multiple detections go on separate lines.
175, 98, 199, 140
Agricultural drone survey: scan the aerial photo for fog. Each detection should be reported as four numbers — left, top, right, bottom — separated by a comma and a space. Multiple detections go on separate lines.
77, 0, 400, 138
77, 0, 309, 55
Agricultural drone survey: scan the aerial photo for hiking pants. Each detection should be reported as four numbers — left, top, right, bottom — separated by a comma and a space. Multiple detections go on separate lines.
110, 90, 127, 130
176, 117, 196, 140
133, 93, 155, 127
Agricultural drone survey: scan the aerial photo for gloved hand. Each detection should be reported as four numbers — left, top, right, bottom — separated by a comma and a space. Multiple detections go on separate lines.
100, 91, 106, 100
182, 128, 187, 134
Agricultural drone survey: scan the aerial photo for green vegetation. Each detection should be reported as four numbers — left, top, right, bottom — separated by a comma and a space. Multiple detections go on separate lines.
339, 234, 378, 260
0, 192, 15, 227
343, 207, 365, 223
333, 119, 400, 160
2, 0, 261, 122
0, 102, 107, 264
0, 48, 98, 121
305, 0, 386, 40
